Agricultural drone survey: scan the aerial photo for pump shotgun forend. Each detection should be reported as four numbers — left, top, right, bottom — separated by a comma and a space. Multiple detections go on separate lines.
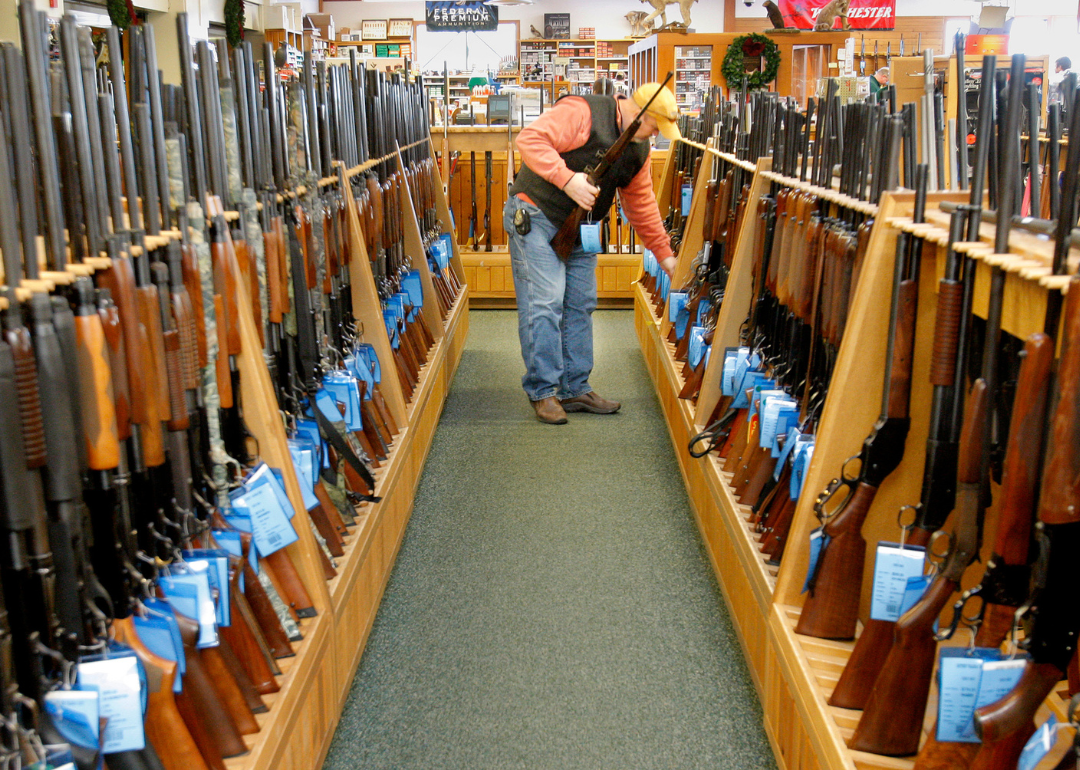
550, 71, 674, 260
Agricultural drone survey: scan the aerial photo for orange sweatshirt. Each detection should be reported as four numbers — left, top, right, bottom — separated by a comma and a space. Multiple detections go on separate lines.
514, 95, 674, 259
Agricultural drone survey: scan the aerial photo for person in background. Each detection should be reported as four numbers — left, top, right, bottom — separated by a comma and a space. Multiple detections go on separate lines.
504, 83, 679, 424
1051, 56, 1074, 106
869, 66, 889, 98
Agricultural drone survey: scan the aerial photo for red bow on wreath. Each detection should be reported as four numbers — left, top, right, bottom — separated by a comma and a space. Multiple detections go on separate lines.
742, 39, 766, 57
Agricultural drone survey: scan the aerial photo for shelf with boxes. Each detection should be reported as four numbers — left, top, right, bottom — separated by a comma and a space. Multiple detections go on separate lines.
520, 38, 635, 93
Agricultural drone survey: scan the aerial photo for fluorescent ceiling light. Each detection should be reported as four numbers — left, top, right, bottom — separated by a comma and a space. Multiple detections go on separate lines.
485, 0, 534, 6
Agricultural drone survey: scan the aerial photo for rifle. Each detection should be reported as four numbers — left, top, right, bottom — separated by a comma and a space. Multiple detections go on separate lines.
795, 183, 923, 640
551, 71, 674, 259
969, 278, 1080, 767
470, 151, 478, 250
848, 55, 1027, 756
911, 331, 1053, 770
484, 151, 493, 252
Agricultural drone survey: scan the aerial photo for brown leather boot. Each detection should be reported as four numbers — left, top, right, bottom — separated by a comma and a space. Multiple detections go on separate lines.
560, 392, 620, 414
532, 396, 568, 424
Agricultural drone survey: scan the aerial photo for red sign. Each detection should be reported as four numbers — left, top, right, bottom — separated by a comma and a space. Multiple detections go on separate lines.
777, 0, 896, 30
965, 35, 1009, 55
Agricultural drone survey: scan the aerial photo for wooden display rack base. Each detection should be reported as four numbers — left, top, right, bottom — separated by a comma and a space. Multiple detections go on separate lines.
462, 247, 641, 307
224, 289, 470, 770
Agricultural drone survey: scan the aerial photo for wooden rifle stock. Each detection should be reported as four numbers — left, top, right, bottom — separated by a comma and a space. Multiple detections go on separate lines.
113, 616, 211, 770
241, 556, 295, 659
912, 602, 1016, 770
216, 632, 268, 714
971, 277, 1080, 767
173, 611, 249, 759
200, 628, 263, 730
220, 566, 282, 693
263, 549, 316, 619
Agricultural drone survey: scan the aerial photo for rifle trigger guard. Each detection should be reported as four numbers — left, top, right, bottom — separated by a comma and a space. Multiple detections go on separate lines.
936, 585, 982, 642
814, 474, 854, 524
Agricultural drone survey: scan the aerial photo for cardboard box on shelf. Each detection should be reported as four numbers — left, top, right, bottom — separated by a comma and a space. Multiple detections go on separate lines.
307, 13, 334, 42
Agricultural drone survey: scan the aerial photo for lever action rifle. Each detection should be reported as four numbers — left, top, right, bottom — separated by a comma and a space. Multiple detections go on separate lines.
550, 71, 674, 260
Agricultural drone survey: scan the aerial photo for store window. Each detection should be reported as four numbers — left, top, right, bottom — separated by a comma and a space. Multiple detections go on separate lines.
416, 22, 518, 74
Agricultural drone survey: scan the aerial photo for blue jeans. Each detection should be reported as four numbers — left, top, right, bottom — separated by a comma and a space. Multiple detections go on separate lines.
504, 196, 598, 402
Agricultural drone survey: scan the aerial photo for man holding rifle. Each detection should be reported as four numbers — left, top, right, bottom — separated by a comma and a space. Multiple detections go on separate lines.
505, 81, 679, 424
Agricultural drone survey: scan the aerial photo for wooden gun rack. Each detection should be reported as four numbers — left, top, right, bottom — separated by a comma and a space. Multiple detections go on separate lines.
635, 145, 1075, 769
33, 138, 469, 770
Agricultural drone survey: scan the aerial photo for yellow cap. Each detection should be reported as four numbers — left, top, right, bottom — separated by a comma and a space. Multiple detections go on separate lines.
631, 83, 681, 140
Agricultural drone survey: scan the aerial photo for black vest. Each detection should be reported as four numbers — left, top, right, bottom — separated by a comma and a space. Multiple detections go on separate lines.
509, 94, 650, 228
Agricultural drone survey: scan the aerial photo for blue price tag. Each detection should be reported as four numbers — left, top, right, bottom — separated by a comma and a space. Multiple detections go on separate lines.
681, 182, 692, 216
288, 440, 320, 511
668, 292, 688, 324
1019, 715, 1059, 770
219, 517, 261, 575
403, 271, 424, 311
936, 651, 1028, 744
937, 649, 995, 743
580, 222, 603, 253
159, 568, 218, 648
357, 344, 382, 383
643, 248, 655, 276
77, 651, 146, 753
688, 327, 706, 368
229, 468, 300, 557
802, 527, 829, 594
760, 396, 798, 453
790, 435, 815, 500
133, 612, 184, 693
44, 690, 100, 750
870, 543, 926, 621
900, 573, 931, 616
775, 426, 802, 480
184, 550, 232, 628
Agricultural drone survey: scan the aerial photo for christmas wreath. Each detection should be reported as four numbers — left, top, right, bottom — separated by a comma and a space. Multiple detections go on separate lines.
225, 0, 245, 48
721, 33, 781, 91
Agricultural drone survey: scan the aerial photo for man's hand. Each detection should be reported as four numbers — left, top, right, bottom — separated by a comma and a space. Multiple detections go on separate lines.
563, 172, 600, 210
659, 256, 677, 277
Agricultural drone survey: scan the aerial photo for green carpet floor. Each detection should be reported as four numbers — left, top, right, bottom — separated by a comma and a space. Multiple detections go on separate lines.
322, 309, 777, 770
